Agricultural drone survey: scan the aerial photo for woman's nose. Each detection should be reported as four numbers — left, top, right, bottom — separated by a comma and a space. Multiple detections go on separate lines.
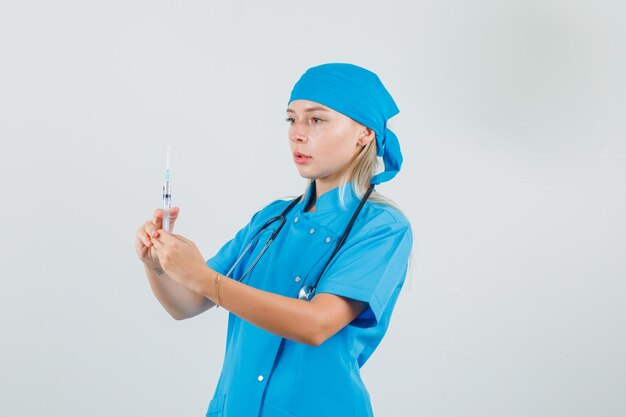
290, 133, 307, 143
289, 125, 308, 143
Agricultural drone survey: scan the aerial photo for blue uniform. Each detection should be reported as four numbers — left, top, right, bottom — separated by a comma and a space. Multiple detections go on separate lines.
204, 182, 413, 417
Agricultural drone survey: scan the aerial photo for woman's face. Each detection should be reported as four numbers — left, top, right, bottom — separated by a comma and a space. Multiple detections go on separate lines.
286, 99, 372, 186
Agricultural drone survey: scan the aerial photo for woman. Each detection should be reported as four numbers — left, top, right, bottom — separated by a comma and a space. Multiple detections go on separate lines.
135, 63, 413, 417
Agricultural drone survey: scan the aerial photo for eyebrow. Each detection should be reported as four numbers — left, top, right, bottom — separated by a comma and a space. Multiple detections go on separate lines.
286, 106, 329, 113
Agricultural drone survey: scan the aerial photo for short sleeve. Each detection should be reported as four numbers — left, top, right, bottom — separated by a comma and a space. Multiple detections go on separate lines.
315, 220, 413, 328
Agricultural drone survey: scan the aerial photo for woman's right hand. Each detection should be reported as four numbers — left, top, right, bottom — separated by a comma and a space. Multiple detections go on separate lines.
135, 207, 180, 267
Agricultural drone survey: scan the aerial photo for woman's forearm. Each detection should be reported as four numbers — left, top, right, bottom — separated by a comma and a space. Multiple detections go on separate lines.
144, 262, 216, 320
191, 266, 323, 345
193, 266, 365, 345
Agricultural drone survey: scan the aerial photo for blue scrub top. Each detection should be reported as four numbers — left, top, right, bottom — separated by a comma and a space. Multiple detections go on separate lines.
204, 181, 413, 417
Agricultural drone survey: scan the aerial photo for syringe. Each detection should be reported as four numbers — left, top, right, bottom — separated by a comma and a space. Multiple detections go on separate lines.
162, 146, 172, 232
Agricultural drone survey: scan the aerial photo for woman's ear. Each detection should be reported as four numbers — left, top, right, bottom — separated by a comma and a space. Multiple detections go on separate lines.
358, 127, 376, 147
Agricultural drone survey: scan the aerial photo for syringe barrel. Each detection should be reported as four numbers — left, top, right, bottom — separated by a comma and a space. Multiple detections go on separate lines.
162, 181, 172, 231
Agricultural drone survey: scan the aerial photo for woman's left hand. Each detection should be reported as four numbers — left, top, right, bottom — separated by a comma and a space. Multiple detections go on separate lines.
150, 230, 208, 292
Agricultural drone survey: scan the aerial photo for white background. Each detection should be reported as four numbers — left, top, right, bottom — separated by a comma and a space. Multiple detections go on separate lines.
1, 1, 625, 416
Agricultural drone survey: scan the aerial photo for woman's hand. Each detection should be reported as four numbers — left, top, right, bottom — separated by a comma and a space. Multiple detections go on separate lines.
135, 207, 180, 268
149, 230, 208, 292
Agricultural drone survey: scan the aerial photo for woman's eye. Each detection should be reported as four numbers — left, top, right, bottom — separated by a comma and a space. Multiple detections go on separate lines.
285, 117, 323, 124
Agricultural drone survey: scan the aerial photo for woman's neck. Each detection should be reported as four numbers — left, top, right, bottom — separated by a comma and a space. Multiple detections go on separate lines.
305, 178, 344, 212
312, 179, 337, 199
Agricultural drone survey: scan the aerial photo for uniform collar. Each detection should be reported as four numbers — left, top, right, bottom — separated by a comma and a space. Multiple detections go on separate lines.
302, 180, 361, 213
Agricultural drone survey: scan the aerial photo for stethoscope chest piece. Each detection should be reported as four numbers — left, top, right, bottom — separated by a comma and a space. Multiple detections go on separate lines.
297, 285, 315, 301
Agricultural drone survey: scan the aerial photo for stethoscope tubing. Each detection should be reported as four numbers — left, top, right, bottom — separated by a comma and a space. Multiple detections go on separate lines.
308, 184, 374, 292
225, 184, 374, 300
225, 195, 302, 280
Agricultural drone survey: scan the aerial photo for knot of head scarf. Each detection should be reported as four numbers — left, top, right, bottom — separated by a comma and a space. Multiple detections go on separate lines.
287, 63, 402, 185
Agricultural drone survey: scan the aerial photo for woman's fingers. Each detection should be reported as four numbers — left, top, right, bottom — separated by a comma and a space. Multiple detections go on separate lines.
167, 207, 180, 221
143, 220, 159, 240
136, 229, 152, 247
154, 207, 179, 219
151, 234, 165, 248
140, 208, 181, 254
163, 207, 180, 230
152, 209, 163, 230
153, 207, 180, 231
137, 222, 156, 245
174, 234, 193, 245
144, 206, 180, 247
154, 229, 176, 243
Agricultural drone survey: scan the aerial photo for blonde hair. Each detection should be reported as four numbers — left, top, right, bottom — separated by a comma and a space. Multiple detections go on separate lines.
299, 137, 415, 284
301, 138, 405, 217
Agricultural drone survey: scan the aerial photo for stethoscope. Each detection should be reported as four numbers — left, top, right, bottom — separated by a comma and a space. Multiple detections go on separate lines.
224, 183, 375, 301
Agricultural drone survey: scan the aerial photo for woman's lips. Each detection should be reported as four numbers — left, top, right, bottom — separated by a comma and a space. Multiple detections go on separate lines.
294, 152, 312, 164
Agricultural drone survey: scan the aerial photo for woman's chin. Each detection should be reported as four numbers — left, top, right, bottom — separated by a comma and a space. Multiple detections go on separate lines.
295, 166, 315, 178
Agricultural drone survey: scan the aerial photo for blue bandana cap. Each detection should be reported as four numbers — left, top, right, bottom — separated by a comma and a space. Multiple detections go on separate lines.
288, 63, 402, 185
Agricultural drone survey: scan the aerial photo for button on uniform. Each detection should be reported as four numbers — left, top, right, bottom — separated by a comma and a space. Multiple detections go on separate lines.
325, 237, 331, 243
203, 179, 412, 417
